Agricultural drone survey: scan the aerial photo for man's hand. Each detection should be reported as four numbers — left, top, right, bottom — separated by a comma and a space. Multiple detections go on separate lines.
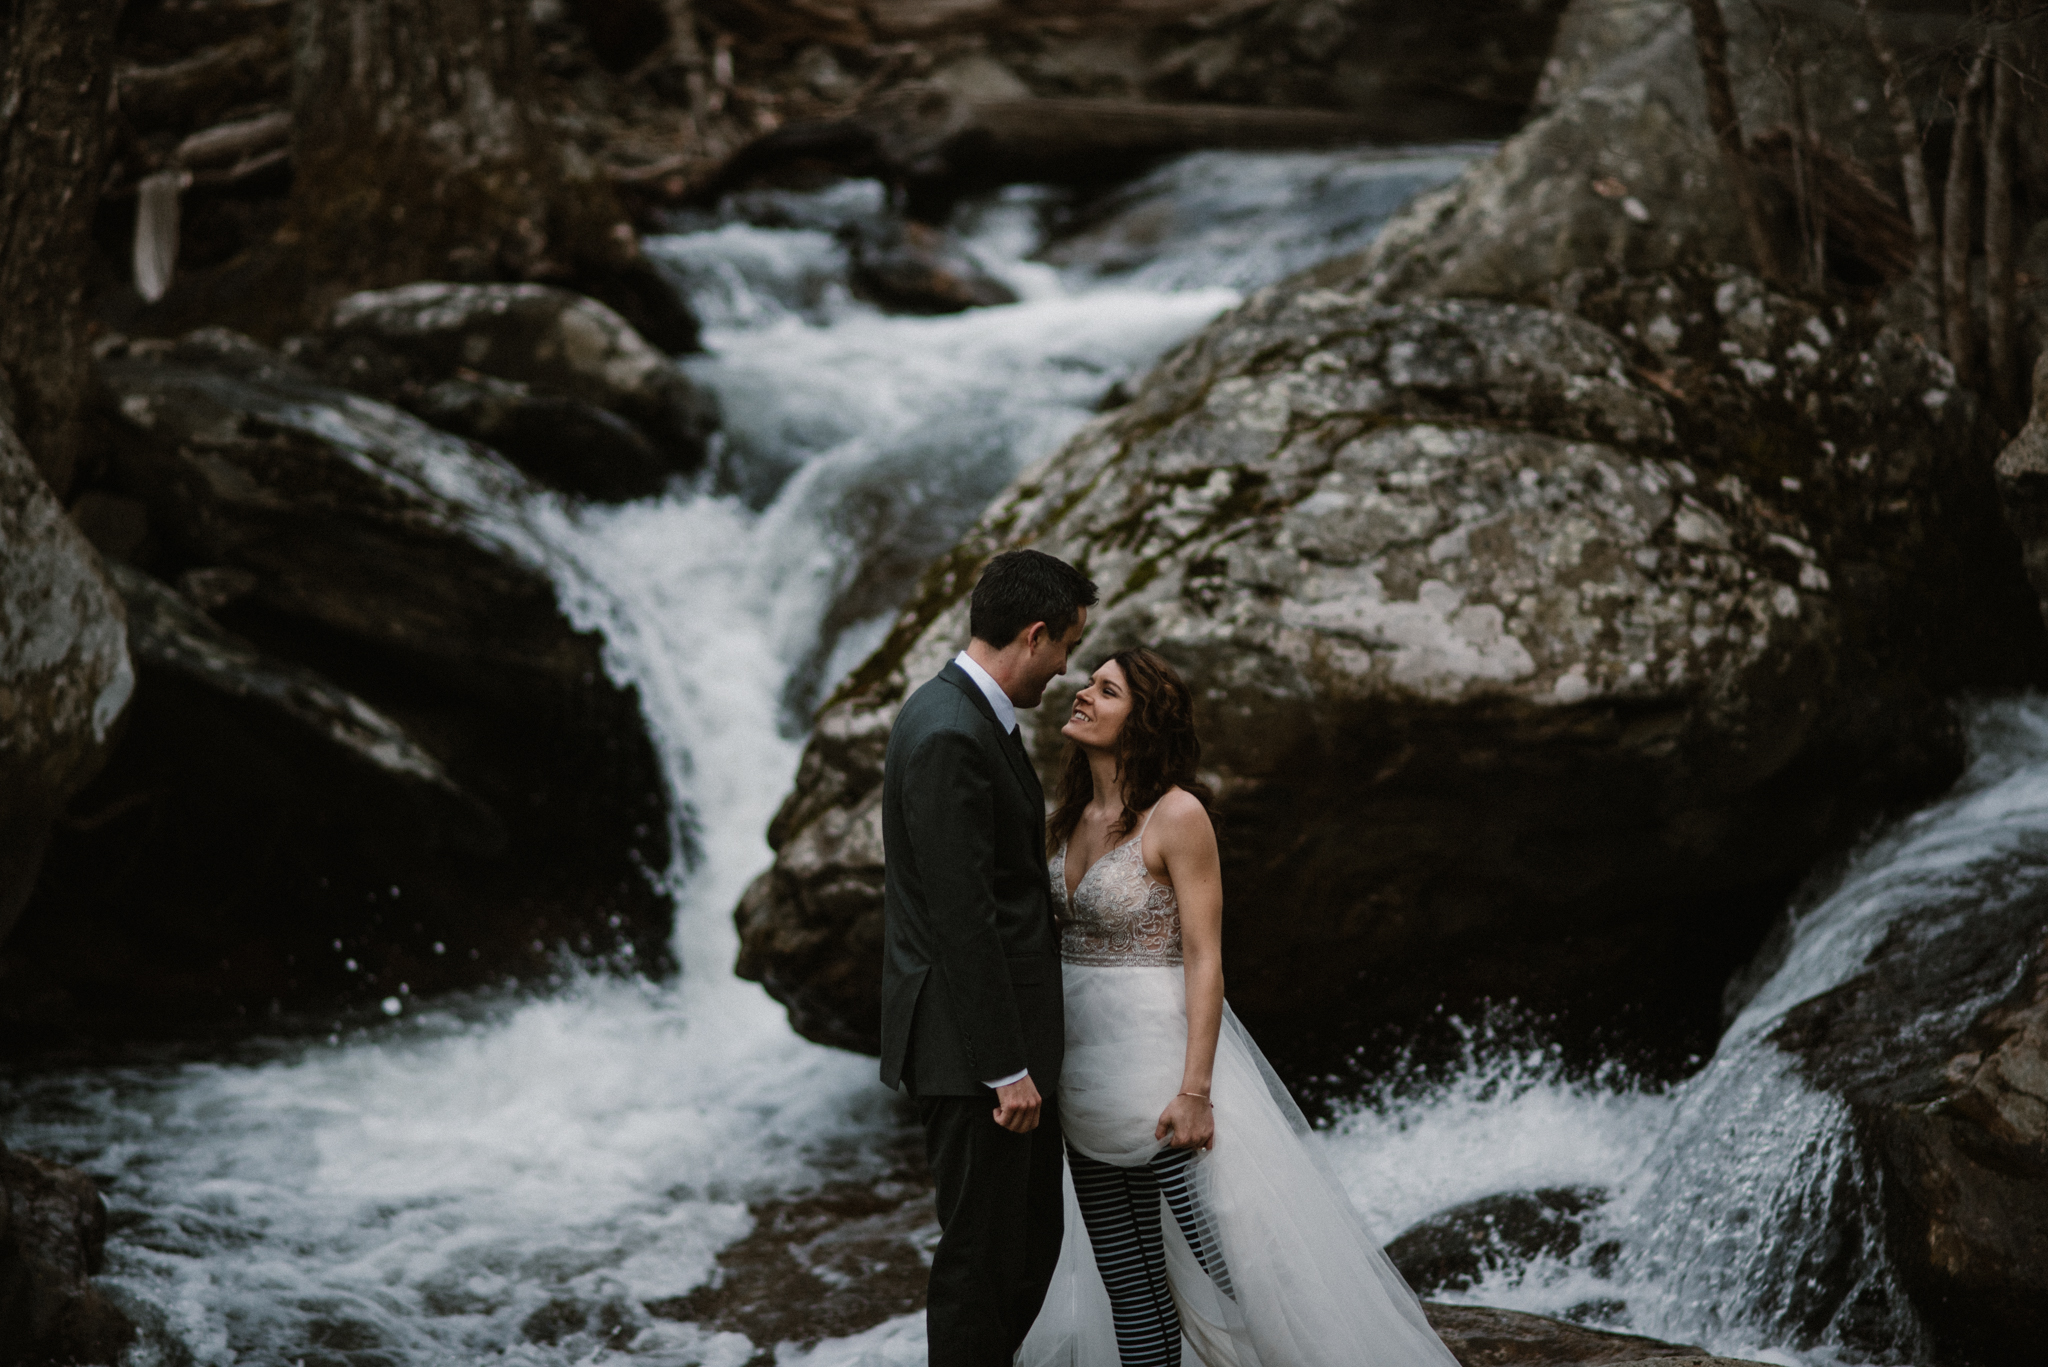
992, 1075, 1043, 1133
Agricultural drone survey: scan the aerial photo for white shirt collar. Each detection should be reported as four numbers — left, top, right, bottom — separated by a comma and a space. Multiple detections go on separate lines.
953, 650, 1019, 734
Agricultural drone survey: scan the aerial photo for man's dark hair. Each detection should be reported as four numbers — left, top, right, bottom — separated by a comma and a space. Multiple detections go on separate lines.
969, 549, 1097, 647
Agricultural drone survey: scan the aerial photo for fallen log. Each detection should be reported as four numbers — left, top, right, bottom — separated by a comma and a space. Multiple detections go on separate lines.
697, 86, 1401, 205
174, 107, 291, 168
117, 29, 289, 126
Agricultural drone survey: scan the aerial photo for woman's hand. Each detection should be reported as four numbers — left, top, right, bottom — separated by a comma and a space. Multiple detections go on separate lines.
1156, 1093, 1214, 1151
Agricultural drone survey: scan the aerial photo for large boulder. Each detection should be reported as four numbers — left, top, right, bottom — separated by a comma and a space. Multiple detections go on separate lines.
1316, 0, 1954, 310
1, 331, 671, 1049
1772, 855, 2048, 1364
315, 282, 717, 500
736, 264, 2045, 1073
0, 1144, 134, 1367
0, 413, 132, 946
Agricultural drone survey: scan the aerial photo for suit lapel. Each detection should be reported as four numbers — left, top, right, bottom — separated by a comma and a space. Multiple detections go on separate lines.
939, 664, 1044, 807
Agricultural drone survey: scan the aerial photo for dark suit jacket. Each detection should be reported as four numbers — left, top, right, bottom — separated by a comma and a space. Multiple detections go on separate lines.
879, 661, 1064, 1097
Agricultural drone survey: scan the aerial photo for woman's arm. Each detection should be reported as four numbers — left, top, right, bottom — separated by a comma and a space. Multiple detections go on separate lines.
1151, 788, 1224, 1150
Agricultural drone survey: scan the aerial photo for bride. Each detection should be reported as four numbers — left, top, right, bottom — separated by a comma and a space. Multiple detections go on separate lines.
1018, 647, 1460, 1367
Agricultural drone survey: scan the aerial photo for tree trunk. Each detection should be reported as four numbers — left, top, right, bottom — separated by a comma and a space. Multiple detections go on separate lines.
1860, 0, 1943, 343
1985, 37, 2019, 420
1685, 0, 1783, 286
0, 1, 121, 497
286, 0, 625, 304
1943, 35, 1995, 389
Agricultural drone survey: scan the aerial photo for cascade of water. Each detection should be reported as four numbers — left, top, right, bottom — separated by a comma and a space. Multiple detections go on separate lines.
16, 144, 2028, 1367
0, 150, 1473, 1367
1320, 700, 2048, 1366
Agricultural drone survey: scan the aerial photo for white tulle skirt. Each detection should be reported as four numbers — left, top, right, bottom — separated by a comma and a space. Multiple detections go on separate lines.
1019, 963, 1460, 1367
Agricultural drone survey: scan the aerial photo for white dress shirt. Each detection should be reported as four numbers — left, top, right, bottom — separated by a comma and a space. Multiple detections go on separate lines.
953, 650, 1032, 1092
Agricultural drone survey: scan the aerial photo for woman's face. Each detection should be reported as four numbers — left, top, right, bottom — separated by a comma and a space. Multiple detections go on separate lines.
1061, 659, 1132, 751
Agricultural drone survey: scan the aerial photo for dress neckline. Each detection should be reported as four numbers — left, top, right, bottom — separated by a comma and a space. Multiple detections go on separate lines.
1061, 807, 1155, 907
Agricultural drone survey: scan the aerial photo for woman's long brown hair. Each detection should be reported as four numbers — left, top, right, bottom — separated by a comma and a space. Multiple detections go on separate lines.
1048, 646, 1213, 854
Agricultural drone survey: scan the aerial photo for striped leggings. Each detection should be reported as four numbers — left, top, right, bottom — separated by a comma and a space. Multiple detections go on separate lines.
1068, 1142, 1236, 1367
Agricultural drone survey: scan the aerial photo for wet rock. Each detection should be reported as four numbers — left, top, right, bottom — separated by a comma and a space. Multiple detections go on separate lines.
0, 1143, 135, 1367
1389, 1187, 1603, 1296
846, 219, 1017, 315
737, 267, 2045, 1074
0, 415, 132, 947
2, 336, 671, 1049
1420, 1304, 1718, 1366
1772, 869, 2048, 1363
319, 282, 715, 493
410, 373, 676, 502
645, 1176, 934, 1349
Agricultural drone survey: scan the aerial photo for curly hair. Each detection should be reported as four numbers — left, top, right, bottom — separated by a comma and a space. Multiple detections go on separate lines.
1048, 646, 1213, 854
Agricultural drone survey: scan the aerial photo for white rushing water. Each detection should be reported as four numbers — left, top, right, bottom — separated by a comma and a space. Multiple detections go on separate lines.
4, 148, 2031, 1367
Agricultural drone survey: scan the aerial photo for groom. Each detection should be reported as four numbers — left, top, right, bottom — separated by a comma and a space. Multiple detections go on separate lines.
880, 548, 1096, 1366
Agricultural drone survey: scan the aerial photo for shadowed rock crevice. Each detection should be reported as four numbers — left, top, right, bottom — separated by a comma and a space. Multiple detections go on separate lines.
2, 331, 674, 1051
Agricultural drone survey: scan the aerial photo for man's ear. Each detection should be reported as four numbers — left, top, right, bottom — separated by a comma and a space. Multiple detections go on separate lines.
1023, 621, 1048, 650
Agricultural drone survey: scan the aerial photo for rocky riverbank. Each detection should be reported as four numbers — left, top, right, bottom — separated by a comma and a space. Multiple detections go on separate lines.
733, 1, 2048, 1355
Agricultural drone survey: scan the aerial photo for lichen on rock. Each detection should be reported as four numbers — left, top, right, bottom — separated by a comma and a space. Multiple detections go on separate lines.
0, 415, 132, 943
738, 262, 2043, 1072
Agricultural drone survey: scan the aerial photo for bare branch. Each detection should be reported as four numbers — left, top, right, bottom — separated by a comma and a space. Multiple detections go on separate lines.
1687, 0, 1785, 284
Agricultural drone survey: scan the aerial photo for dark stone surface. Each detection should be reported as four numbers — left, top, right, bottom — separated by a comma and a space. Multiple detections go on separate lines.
1389, 1186, 1604, 1297
0, 414, 131, 948
0, 1144, 134, 1367
411, 374, 677, 502
847, 218, 1017, 315
316, 281, 715, 496
1, 334, 673, 1052
1773, 859, 2048, 1366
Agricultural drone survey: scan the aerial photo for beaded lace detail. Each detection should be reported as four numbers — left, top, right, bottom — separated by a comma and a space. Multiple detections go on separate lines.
1052, 811, 1182, 967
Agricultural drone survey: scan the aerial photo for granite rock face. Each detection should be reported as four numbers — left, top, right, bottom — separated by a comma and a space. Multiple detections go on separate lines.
0, 415, 132, 947
737, 266, 2044, 1070
1315, 0, 1963, 310
2, 331, 672, 1049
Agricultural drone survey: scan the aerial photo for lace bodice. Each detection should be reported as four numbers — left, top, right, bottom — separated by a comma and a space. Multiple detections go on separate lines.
1051, 812, 1182, 967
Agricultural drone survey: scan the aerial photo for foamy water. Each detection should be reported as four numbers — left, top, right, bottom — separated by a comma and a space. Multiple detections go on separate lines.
5, 149, 2018, 1367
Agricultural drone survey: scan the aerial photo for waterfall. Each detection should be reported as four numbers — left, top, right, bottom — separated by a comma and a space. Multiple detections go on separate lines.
5, 146, 2019, 1367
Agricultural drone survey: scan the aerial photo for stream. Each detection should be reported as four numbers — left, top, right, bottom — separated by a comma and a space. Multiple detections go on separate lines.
1, 146, 2022, 1367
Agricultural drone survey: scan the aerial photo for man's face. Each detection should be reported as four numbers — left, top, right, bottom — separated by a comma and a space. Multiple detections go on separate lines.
1014, 607, 1088, 708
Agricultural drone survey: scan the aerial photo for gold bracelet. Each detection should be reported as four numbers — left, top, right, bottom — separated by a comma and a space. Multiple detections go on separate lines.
1178, 1091, 1211, 1105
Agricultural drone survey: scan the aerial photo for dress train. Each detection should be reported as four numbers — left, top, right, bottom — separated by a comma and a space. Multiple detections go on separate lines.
1017, 964, 1457, 1367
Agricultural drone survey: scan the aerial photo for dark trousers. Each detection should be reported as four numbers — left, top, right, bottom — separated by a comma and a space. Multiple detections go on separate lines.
919, 1092, 1066, 1367
1068, 1144, 1236, 1367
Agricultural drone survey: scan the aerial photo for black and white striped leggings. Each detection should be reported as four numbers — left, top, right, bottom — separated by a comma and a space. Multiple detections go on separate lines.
1068, 1142, 1236, 1367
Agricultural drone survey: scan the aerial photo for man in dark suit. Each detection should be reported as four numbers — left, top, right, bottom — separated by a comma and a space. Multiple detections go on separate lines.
880, 547, 1097, 1367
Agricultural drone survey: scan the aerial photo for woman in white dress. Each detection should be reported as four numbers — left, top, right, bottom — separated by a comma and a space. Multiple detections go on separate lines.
1018, 647, 1461, 1367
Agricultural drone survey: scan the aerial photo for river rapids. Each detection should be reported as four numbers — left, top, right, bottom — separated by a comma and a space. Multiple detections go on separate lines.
3, 147, 2028, 1367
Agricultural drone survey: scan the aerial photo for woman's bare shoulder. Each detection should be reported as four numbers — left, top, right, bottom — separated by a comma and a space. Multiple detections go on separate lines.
1150, 787, 1215, 840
